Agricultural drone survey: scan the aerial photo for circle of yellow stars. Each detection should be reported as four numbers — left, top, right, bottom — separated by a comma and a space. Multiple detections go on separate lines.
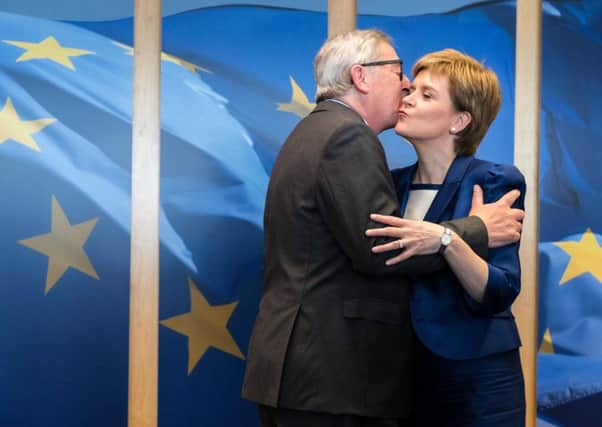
2, 32, 245, 376
7, 25, 594, 374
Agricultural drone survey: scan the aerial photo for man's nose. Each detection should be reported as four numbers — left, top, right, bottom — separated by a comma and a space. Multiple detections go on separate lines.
401, 75, 411, 90
400, 75, 411, 99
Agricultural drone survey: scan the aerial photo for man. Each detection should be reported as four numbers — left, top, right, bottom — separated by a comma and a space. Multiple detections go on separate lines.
242, 30, 523, 426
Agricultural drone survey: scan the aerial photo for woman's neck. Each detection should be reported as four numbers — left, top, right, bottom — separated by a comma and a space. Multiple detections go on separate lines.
412, 143, 456, 184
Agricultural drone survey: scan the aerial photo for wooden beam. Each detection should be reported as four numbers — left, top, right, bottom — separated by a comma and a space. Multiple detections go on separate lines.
128, 0, 161, 426
328, 0, 357, 38
513, 0, 541, 426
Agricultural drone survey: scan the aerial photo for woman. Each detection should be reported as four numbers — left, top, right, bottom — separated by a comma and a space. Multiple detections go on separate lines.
366, 49, 526, 426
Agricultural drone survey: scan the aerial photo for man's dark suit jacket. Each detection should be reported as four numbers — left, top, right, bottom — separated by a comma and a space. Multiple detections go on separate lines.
241, 100, 488, 418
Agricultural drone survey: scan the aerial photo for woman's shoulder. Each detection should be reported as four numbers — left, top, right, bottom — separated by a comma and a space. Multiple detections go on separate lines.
468, 158, 526, 206
469, 158, 525, 186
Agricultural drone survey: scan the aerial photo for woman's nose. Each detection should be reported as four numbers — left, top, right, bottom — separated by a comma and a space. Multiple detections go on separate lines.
402, 92, 415, 107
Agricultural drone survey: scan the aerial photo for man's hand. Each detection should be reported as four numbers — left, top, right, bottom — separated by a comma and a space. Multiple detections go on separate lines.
469, 185, 524, 248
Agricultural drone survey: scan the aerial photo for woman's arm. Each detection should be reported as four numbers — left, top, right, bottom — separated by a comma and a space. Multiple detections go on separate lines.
367, 163, 527, 313
366, 215, 489, 302
442, 229, 489, 302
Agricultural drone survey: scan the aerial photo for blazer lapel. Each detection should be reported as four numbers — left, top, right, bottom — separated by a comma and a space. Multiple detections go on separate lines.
423, 156, 474, 222
395, 163, 418, 216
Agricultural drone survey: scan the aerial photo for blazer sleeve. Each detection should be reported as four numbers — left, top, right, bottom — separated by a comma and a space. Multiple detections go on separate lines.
463, 163, 527, 315
316, 123, 486, 275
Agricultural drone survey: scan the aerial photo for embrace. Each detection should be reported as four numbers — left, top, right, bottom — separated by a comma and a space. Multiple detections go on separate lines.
243, 29, 526, 427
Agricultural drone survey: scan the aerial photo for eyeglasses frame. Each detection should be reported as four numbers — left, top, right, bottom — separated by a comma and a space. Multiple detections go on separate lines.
359, 59, 404, 81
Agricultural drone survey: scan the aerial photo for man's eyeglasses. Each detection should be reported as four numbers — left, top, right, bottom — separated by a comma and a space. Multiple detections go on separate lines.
360, 59, 404, 81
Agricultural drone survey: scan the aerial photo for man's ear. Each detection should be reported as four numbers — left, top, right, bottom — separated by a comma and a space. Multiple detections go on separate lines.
453, 111, 472, 133
350, 64, 370, 94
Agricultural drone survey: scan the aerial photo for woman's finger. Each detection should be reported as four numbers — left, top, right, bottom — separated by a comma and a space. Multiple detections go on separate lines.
365, 226, 403, 238
372, 240, 404, 253
369, 213, 407, 227
385, 247, 416, 265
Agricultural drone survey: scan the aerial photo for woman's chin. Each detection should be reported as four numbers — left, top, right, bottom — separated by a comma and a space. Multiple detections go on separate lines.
394, 124, 410, 138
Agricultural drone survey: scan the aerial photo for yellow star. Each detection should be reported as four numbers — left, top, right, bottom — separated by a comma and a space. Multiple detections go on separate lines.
3, 36, 94, 71
161, 277, 244, 374
539, 328, 555, 354
554, 228, 602, 285
162, 52, 211, 75
19, 196, 99, 294
0, 98, 56, 151
112, 42, 210, 75
276, 76, 316, 118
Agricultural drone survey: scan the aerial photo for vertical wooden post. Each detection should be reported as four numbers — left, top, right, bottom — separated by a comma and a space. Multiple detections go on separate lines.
328, 0, 357, 38
129, 0, 161, 426
513, 0, 541, 426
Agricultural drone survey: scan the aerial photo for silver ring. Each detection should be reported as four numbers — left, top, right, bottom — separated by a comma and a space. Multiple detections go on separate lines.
397, 239, 404, 249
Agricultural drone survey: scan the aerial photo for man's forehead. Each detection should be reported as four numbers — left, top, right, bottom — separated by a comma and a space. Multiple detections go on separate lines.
377, 42, 399, 59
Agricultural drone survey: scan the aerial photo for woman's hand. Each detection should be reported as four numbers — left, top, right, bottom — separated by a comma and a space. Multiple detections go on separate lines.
365, 214, 445, 265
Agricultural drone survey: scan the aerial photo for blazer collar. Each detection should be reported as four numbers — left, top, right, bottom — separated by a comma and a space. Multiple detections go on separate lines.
396, 163, 418, 217
423, 155, 474, 222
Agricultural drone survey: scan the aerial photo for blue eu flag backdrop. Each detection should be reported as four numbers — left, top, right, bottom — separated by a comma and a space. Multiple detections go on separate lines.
1, 1, 601, 426
0, 8, 267, 426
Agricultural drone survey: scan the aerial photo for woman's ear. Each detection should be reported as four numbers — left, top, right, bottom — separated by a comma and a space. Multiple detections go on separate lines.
350, 64, 370, 94
452, 111, 472, 133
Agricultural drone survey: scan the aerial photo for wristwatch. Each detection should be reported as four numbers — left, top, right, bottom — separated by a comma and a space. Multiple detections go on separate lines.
438, 227, 453, 255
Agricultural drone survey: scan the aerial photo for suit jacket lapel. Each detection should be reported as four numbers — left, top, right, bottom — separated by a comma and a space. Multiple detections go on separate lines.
423, 156, 474, 222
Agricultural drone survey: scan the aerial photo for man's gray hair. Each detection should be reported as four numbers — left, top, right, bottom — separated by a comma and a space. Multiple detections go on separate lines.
314, 29, 393, 102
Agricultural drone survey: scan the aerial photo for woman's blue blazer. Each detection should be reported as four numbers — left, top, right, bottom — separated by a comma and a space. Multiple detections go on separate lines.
391, 155, 526, 360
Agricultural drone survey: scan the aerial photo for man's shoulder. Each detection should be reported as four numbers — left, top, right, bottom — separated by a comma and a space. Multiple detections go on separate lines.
289, 101, 375, 148
307, 100, 366, 127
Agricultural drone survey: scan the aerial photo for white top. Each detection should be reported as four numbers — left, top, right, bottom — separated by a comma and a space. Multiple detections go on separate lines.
402, 184, 442, 220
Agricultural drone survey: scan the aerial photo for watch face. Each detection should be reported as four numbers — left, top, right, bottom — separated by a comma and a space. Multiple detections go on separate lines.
441, 232, 452, 246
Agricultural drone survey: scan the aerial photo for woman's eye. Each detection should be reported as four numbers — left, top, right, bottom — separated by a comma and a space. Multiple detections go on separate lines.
423, 93, 432, 99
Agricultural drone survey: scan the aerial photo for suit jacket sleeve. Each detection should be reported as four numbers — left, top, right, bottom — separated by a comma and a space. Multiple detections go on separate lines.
463, 163, 526, 315
315, 123, 486, 275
